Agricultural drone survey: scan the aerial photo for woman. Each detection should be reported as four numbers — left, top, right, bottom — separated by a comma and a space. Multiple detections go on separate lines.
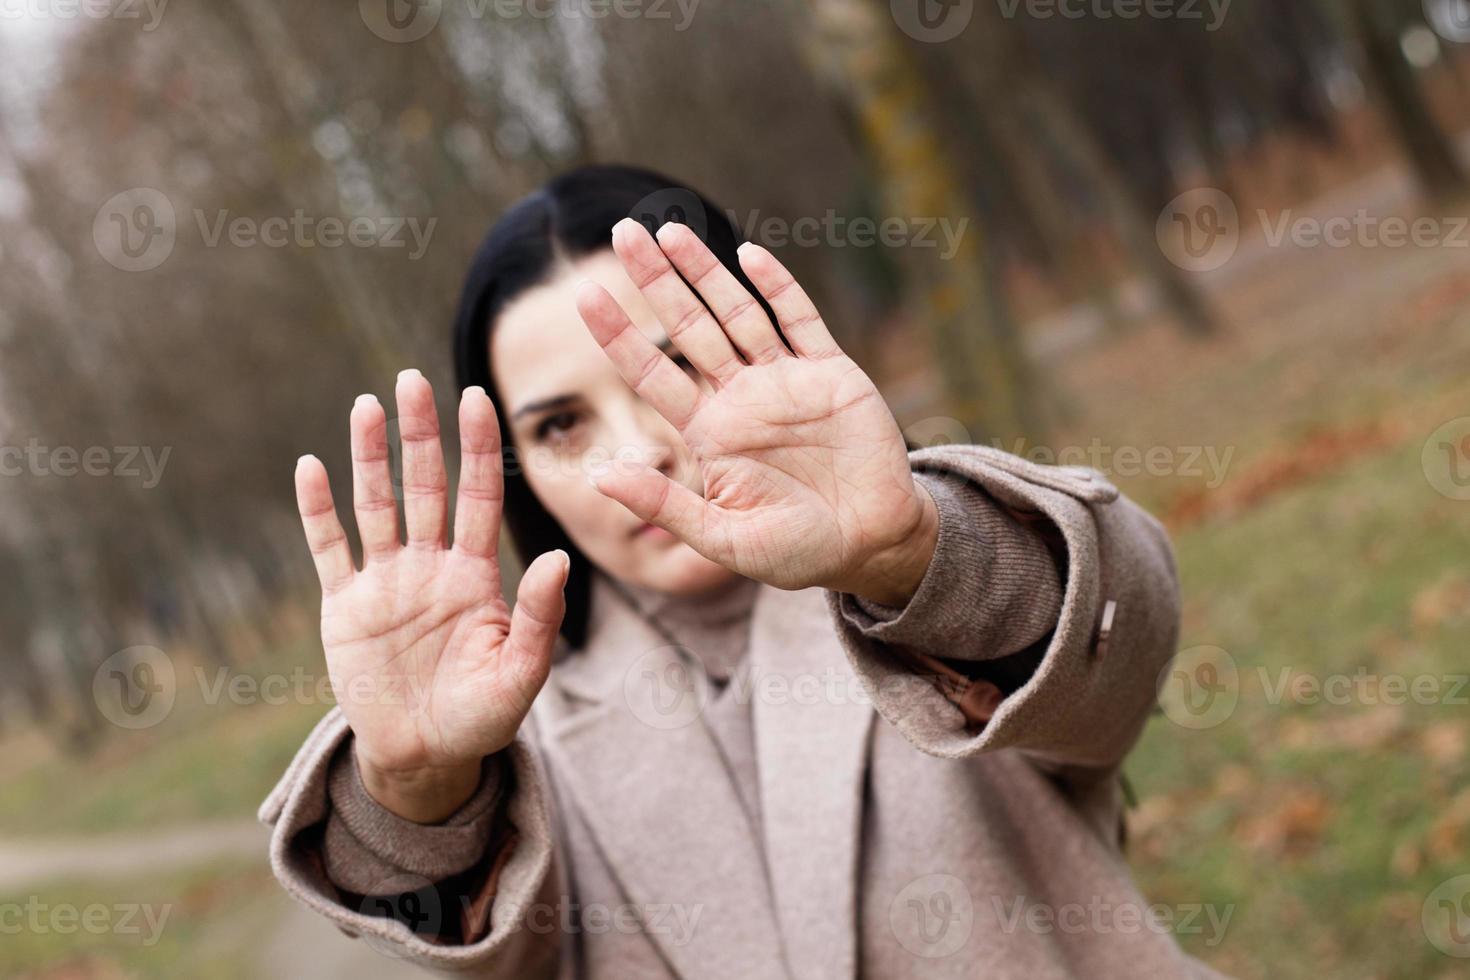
263, 165, 1225, 979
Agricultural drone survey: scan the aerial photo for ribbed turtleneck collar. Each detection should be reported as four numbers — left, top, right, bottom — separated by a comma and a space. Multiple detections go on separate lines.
596, 571, 760, 684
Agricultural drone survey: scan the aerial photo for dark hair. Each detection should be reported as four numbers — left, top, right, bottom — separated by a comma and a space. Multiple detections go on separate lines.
451, 164, 776, 648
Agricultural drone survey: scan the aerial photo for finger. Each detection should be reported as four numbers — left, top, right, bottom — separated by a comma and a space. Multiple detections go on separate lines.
504, 550, 568, 696
350, 393, 400, 561
576, 280, 704, 431
453, 386, 503, 560
395, 368, 448, 547
737, 242, 842, 359
611, 217, 743, 387
295, 455, 355, 594
589, 461, 723, 560
656, 222, 789, 365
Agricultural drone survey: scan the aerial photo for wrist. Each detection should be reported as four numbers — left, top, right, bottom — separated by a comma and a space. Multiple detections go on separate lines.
844, 480, 940, 607
356, 754, 484, 825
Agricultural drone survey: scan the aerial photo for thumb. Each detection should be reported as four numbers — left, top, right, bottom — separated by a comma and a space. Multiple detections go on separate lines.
504, 549, 569, 696
588, 462, 719, 556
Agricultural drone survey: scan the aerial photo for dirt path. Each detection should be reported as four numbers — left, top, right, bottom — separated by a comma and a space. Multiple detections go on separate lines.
0, 819, 266, 892
0, 819, 425, 976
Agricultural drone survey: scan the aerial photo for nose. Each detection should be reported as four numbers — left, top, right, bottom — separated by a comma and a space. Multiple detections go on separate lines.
607, 397, 685, 480
644, 439, 677, 477
636, 412, 681, 479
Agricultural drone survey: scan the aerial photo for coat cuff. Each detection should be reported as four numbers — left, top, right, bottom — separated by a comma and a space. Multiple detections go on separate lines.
322, 739, 506, 895
834, 469, 1063, 661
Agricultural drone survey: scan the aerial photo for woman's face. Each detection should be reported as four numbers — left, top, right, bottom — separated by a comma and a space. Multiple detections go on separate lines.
491, 248, 738, 596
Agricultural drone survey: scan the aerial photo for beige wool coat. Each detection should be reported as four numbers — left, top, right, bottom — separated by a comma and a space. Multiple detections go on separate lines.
261, 444, 1231, 979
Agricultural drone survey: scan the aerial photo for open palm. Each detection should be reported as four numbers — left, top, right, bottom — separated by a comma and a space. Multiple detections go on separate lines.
578, 219, 934, 602
294, 373, 567, 795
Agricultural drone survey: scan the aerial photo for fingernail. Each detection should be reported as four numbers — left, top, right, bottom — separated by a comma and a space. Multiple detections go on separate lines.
296, 453, 317, 470
353, 393, 379, 409
463, 385, 487, 400
656, 222, 680, 242
398, 368, 423, 383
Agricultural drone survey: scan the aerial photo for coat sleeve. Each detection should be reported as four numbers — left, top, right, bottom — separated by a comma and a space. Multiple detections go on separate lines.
827, 444, 1181, 772
258, 707, 566, 977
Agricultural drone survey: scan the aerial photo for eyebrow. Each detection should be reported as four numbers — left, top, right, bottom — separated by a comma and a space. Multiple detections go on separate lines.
508, 338, 679, 422
510, 394, 577, 422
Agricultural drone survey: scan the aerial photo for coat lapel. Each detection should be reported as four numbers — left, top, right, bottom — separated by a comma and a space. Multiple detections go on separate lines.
540, 580, 789, 980
749, 585, 874, 980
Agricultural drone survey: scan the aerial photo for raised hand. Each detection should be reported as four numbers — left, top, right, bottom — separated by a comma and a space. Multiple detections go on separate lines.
577, 219, 938, 606
293, 371, 568, 822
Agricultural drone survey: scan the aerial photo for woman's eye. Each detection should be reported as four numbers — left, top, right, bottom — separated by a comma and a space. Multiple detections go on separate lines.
534, 411, 581, 442
670, 352, 698, 377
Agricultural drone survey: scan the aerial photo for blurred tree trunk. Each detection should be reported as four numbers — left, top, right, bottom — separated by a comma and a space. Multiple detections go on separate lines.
985, 101, 1129, 334
1347, 0, 1468, 200
796, 0, 1040, 443
991, 23, 1217, 336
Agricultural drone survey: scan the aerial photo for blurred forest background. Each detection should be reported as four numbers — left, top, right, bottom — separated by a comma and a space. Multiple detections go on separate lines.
1, 0, 1469, 977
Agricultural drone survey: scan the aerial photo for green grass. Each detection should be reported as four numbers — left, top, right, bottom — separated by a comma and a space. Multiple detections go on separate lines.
0, 645, 328, 836
0, 859, 283, 980
1125, 432, 1470, 980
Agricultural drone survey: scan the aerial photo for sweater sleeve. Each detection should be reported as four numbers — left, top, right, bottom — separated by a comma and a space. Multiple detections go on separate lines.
834, 468, 1064, 661
827, 444, 1181, 772
322, 739, 506, 895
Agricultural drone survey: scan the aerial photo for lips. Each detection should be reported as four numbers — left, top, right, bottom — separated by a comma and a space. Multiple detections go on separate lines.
634, 522, 675, 541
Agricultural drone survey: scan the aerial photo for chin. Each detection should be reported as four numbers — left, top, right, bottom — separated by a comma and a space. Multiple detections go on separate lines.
641, 543, 739, 596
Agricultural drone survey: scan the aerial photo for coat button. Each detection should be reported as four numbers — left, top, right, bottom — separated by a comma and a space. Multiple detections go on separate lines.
1094, 599, 1117, 660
